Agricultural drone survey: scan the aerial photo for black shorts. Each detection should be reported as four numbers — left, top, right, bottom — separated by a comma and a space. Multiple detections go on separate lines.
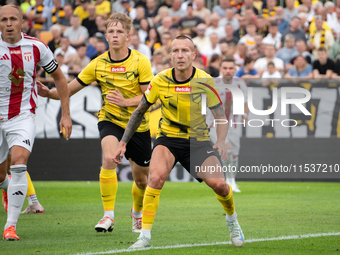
98, 121, 151, 167
153, 137, 222, 182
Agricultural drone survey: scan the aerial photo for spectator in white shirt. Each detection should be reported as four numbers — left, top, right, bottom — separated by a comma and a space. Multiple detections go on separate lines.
201, 33, 222, 60
263, 22, 282, 49
254, 44, 284, 75
192, 23, 211, 52
205, 12, 226, 39
129, 33, 152, 60
261, 61, 282, 78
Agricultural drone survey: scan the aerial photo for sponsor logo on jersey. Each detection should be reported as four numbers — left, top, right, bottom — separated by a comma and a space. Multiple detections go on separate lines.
175, 87, 191, 93
10, 50, 21, 54
24, 52, 32, 62
0, 54, 9, 60
111, 67, 126, 72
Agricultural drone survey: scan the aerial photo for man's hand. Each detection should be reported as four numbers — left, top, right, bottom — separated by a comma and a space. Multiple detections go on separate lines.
106, 89, 129, 107
59, 115, 72, 140
213, 141, 229, 161
113, 142, 127, 164
37, 80, 51, 97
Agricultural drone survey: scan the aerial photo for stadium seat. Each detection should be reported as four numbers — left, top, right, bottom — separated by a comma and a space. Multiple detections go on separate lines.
40, 31, 53, 44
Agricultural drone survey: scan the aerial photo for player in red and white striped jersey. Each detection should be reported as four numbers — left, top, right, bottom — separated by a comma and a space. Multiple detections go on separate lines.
0, 5, 72, 241
208, 58, 249, 193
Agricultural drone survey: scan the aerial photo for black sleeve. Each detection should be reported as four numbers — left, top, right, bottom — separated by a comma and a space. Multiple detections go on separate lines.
42, 59, 58, 74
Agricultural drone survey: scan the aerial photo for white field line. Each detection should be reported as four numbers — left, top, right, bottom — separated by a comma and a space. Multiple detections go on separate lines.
75, 232, 340, 255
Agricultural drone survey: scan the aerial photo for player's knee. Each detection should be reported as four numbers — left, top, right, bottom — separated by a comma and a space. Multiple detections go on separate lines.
149, 174, 166, 189
102, 154, 116, 168
135, 180, 148, 190
212, 181, 228, 197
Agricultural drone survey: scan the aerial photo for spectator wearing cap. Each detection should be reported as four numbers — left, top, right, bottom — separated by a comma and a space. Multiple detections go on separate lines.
95, 0, 111, 19
239, 23, 257, 50
313, 47, 335, 78
192, 23, 210, 52
262, 22, 282, 49
181, 0, 196, 12
234, 56, 260, 78
73, 0, 89, 23
201, 33, 222, 60
64, 15, 89, 48
122, 0, 137, 19
129, 33, 152, 60
308, 15, 334, 58
212, 0, 230, 18
223, 24, 239, 45
281, 16, 306, 46
284, 55, 313, 78
54, 36, 77, 65
238, 0, 259, 16
284, 0, 298, 22
82, 4, 98, 37
169, 0, 186, 24
48, 24, 62, 53
193, 0, 211, 25
254, 44, 284, 75
275, 34, 299, 70
205, 12, 226, 39
256, 15, 268, 37
112, 0, 135, 14
178, 3, 205, 38
275, 6, 289, 33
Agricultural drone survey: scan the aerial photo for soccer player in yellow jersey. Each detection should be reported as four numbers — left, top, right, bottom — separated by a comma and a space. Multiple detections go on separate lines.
38, 13, 153, 233
113, 35, 245, 248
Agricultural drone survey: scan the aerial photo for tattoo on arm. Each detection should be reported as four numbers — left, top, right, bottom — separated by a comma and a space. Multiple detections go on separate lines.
211, 105, 225, 119
121, 96, 152, 143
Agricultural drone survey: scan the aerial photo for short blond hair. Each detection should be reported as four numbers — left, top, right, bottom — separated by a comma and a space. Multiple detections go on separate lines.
0, 4, 23, 20
105, 13, 132, 33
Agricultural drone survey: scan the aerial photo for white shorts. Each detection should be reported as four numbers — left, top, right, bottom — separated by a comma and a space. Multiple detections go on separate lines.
0, 112, 36, 164
209, 125, 241, 156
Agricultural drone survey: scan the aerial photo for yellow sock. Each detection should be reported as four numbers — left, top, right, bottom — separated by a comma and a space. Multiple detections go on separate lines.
26, 171, 36, 197
142, 186, 161, 230
132, 182, 145, 213
215, 184, 235, 215
99, 168, 118, 211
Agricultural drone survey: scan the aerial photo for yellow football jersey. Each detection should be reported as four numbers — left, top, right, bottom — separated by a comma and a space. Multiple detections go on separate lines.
145, 67, 221, 141
77, 49, 153, 132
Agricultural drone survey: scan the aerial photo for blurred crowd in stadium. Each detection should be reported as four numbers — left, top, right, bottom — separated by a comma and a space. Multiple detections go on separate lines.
7, 0, 340, 82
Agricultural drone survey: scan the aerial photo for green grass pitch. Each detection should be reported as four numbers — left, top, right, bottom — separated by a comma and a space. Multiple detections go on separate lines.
0, 181, 339, 255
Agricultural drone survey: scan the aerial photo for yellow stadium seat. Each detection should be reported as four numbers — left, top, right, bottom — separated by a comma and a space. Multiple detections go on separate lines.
40, 31, 53, 44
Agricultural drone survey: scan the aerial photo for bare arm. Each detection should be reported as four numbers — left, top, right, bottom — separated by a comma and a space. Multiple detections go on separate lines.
113, 96, 152, 164
106, 84, 148, 107
49, 67, 72, 140
37, 77, 85, 100
211, 105, 229, 160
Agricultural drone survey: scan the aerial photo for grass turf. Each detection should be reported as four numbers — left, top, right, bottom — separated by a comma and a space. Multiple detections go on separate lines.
0, 181, 339, 255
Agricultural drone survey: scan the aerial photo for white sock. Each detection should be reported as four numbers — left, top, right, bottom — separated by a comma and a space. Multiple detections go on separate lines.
104, 210, 114, 220
226, 212, 238, 222
27, 194, 38, 206
5, 165, 28, 230
141, 229, 151, 239
0, 174, 9, 192
132, 208, 142, 218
